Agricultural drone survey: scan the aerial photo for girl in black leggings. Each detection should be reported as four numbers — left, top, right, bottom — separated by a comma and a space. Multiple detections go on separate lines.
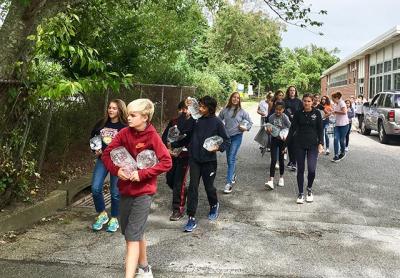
287, 94, 324, 204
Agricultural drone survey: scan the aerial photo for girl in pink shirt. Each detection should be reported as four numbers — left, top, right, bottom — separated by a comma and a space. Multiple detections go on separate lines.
331, 92, 349, 162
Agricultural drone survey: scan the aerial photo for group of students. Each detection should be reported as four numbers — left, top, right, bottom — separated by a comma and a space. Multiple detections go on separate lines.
86, 88, 358, 277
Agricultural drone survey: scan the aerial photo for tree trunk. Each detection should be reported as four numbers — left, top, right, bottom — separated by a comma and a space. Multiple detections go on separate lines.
38, 101, 53, 173
0, 0, 83, 78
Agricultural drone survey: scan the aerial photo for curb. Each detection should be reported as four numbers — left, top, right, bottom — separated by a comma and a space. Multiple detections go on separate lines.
0, 190, 67, 234
0, 175, 92, 234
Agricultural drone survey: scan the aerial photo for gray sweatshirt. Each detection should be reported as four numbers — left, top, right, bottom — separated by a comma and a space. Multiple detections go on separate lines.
218, 107, 253, 137
268, 113, 291, 137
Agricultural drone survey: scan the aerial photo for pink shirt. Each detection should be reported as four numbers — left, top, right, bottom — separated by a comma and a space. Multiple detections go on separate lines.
334, 99, 349, 126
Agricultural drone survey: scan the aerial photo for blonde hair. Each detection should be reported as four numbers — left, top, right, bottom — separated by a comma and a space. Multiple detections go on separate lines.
127, 98, 155, 122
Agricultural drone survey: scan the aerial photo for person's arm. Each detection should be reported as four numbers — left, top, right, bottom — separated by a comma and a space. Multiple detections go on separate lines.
283, 114, 291, 129
171, 118, 194, 148
137, 134, 172, 182
242, 110, 253, 131
218, 108, 225, 121
216, 120, 230, 153
316, 111, 324, 153
257, 102, 266, 116
161, 120, 173, 146
286, 112, 298, 145
335, 101, 348, 115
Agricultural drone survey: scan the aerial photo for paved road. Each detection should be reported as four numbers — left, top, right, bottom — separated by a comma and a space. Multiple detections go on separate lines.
1, 102, 400, 278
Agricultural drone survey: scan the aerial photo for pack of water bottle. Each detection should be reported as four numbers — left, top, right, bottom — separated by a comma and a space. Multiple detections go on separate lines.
187, 97, 202, 120
89, 135, 102, 151
110, 147, 158, 176
203, 135, 223, 151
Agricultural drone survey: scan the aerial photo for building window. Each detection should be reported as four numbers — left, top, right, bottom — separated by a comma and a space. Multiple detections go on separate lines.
370, 65, 376, 75
383, 74, 391, 91
377, 76, 383, 93
384, 61, 392, 72
393, 58, 399, 71
377, 63, 383, 74
330, 73, 347, 87
358, 78, 364, 84
369, 77, 376, 98
394, 73, 400, 90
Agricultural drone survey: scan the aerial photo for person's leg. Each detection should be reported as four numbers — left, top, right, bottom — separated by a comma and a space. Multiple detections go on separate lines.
186, 159, 201, 217
125, 241, 139, 278
269, 138, 278, 178
357, 114, 362, 129
172, 158, 188, 213
306, 146, 319, 191
109, 174, 120, 218
323, 123, 330, 149
138, 238, 148, 268
295, 147, 307, 194
166, 158, 177, 190
339, 125, 348, 154
345, 123, 351, 147
201, 161, 218, 207
334, 126, 340, 157
288, 140, 296, 166
226, 134, 243, 184
91, 158, 108, 214
278, 140, 285, 176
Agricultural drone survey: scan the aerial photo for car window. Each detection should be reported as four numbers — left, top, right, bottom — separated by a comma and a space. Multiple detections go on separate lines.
394, 94, 400, 108
370, 94, 380, 106
377, 94, 385, 106
384, 94, 393, 108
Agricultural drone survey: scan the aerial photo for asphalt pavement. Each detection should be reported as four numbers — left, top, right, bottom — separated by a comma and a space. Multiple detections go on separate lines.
1, 102, 400, 278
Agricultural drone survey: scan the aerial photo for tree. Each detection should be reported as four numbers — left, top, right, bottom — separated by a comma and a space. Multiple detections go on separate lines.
274, 45, 339, 93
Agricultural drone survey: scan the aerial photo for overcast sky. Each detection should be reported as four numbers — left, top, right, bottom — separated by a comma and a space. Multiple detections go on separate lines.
280, 0, 400, 59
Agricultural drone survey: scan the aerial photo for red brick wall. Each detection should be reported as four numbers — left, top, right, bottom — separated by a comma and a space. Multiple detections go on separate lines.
327, 83, 356, 100
321, 76, 328, 96
364, 54, 370, 100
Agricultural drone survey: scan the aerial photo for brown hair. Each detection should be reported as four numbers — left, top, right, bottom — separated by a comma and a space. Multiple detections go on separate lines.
331, 92, 342, 99
226, 92, 241, 117
285, 85, 298, 99
101, 99, 128, 127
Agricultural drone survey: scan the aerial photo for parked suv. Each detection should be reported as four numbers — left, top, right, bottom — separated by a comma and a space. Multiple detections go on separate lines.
360, 91, 400, 143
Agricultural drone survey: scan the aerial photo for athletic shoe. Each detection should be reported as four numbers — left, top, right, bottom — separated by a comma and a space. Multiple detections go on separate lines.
260, 147, 266, 157
208, 203, 220, 221
231, 173, 237, 184
284, 153, 287, 160
169, 211, 184, 221
106, 217, 119, 232
331, 155, 340, 163
345, 147, 349, 152
92, 212, 109, 231
266, 148, 271, 152
184, 217, 197, 232
223, 183, 233, 194
287, 162, 293, 169
306, 191, 314, 203
325, 149, 330, 155
275, 164, 279, 170
296, 194, 305, 204
278, 177, 284, 187
291, 165, 297, 171
265, 179, 274, 190
339, 152, 346, 160
136, 265, 153, 278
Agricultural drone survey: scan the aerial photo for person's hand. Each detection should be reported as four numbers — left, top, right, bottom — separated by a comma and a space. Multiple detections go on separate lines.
169, 148, 178, 157
209, 145, 219, 152
117, 168, 130, 181
318, 144, 324, 154
265, 127, 272, 134
185, 98, 193, 107
94, 149, 102, 157
167, 142, 172, 149
238, 126, 247, 132
129, 171, 140, 182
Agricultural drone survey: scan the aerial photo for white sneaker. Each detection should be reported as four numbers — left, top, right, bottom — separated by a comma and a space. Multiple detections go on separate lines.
265, 179, 274, 190
275, 164, 279, 170
284, 153, 287, 160
296, 194, 305, 204
223, 183, 233, 194
278, 177, 284, 187
325, 149, 330, 155
306, 191, 313, 203
345, 147, 349, 152
136, 265, 153, 277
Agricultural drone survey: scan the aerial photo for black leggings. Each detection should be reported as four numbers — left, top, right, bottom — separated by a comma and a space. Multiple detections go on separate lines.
269, 137, 285, 177
295, 145, 318, 194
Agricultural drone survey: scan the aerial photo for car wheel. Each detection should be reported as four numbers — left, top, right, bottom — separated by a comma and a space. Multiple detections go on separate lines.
360, 118, 371, 135
378, 122, 389, 144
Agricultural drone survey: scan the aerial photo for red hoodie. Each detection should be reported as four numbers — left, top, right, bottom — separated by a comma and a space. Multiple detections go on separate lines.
102, 124, 172, 197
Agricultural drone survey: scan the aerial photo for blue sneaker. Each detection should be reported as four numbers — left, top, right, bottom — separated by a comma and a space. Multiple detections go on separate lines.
184, 217, 197, 232
208, 203, 220, 221
106, 217, 119, 233
92, 212, 109, 231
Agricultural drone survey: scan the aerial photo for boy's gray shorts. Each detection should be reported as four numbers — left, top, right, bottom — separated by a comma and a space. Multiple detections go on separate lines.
119, 195, 152, 241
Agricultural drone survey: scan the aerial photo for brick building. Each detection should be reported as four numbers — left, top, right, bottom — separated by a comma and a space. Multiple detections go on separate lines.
321, 26, 400, 101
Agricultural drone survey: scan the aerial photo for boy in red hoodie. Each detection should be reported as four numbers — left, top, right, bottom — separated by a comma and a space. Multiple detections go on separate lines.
102, 98, 172, 278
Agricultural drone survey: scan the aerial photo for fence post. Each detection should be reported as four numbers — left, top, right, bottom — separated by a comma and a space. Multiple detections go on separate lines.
140, 85, 143, 98
180, 87, 183, 101
160, 86, 164, 131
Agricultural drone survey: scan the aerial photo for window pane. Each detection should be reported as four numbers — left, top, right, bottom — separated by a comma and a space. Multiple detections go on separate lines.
377, 63, 383, 74
377, 76, 383, 92
370, 65, 376, 75
394, 73, 400, 90
393, 58, 398, 71
384, 94, 393, 108
377, 94, 385, 106
384, 75, 391, 90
